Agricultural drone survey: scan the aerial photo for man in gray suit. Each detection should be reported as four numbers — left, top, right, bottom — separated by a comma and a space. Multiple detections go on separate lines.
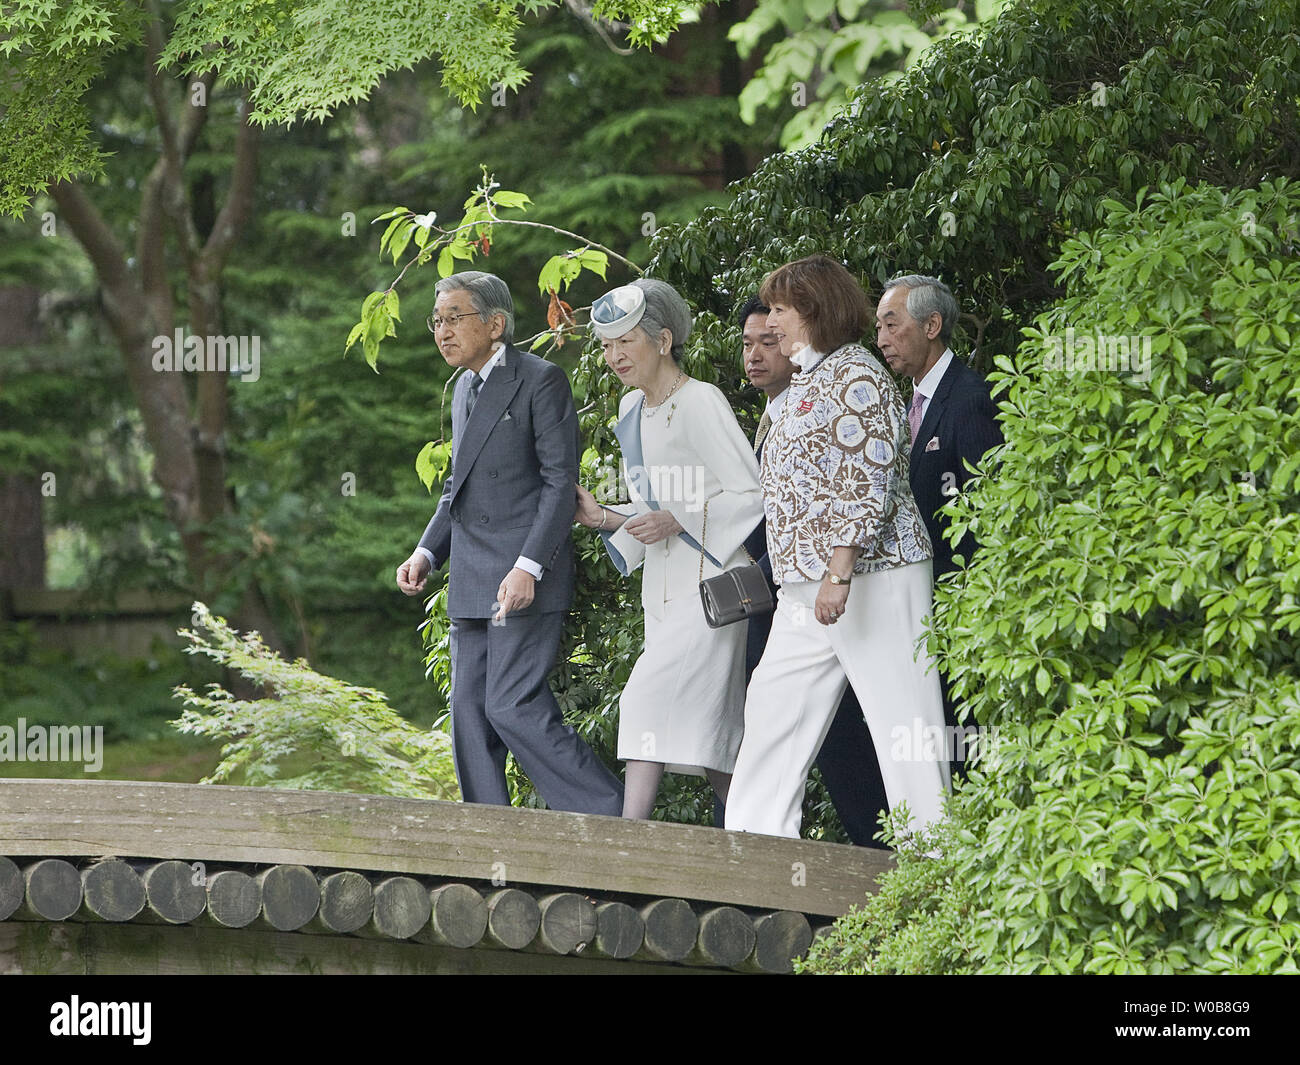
396, 271, 623, 815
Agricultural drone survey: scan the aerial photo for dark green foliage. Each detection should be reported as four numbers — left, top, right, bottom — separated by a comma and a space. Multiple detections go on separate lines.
805, 178, 1300, 973
0, 621, 218, 744
650, 0, 1300, 368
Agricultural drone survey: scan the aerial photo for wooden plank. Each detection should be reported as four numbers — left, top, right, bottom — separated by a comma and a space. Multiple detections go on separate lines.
8, 588, 191, 616
0, 779, 888, 917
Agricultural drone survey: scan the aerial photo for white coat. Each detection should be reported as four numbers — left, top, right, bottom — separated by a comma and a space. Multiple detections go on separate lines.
600, 379, 763, 775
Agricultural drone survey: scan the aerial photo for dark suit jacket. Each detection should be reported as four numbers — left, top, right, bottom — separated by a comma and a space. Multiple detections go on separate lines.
418, 344, 579, 618
907, 355, 1003, 580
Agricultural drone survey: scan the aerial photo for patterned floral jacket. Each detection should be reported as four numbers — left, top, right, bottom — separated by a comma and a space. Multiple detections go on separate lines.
761, 343, 933, 584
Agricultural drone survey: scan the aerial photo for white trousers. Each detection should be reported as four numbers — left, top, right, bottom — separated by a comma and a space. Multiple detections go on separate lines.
725, 560, 950, 839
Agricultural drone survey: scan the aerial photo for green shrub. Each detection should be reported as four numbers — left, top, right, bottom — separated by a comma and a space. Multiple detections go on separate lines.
797, 807, 979, 974
173, 603, 457, 800
803, 178, 1300, 974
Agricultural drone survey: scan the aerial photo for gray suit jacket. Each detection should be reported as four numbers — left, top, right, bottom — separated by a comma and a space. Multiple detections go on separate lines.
419, 345, 578, 618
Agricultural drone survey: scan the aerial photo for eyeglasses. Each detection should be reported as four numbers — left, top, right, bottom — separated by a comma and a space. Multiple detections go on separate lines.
427, 311, 483, 332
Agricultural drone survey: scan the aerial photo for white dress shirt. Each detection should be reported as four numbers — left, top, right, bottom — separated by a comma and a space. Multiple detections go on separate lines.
766, 385, 790, 424
415, 342, 544, 580
911, 347, 955, 425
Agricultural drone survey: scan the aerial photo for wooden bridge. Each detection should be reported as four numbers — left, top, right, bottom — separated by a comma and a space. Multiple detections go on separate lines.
0, 779, 888, 975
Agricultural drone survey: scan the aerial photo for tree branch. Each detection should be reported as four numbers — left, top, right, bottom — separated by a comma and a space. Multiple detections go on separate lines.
145, 6, 205, 266
47, 182, 132, 305
564, 0, 634, 56
201, 96, 260, 272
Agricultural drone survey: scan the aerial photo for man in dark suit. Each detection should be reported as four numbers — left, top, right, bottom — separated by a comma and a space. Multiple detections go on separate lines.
875, 275, 1003, 771
396, 271, 623, 815
736, 295, 890, 848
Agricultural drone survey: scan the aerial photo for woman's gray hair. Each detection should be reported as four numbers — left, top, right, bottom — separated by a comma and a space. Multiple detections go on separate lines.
630, 278, 692, 362
434, 271, 515, 343
882, 274, 958, 346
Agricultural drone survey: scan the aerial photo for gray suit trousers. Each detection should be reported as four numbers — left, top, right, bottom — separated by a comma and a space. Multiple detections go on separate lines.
449, 610, 624, 815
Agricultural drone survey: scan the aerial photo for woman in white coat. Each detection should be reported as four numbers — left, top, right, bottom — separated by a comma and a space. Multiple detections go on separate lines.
574, 279, 764, 821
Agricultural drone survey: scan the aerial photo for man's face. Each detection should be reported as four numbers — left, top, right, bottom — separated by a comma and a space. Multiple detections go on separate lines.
433, 289, 502, 372
742, 312, 794, 397
875, 285, 941, 382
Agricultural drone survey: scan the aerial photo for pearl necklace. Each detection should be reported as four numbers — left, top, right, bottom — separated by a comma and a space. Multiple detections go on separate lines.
641, 370, 686, 426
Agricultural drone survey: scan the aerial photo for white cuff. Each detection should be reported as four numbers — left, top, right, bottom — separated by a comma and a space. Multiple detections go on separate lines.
514, 555, 543, 580
414, 546, 435, 568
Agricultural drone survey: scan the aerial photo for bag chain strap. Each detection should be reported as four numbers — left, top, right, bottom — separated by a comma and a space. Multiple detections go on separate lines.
697, 498, 756, 584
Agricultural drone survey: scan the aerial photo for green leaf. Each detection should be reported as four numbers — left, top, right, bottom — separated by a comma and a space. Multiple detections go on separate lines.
491, 190, 531, 209
415, 440, 451, 491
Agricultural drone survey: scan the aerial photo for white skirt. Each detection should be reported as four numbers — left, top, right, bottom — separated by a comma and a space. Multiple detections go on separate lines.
617, 594, 748, 776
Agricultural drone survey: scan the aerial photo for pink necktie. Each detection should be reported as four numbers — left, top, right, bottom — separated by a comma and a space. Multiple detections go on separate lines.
909, 390, 925, 446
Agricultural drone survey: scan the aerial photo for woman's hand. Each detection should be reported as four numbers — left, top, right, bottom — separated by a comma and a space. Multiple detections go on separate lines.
574, 484, 605, 528
815, 576, 850, 626
622, 510, 683, 545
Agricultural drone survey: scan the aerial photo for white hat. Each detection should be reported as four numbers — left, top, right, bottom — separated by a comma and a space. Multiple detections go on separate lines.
590, 285, 647, 339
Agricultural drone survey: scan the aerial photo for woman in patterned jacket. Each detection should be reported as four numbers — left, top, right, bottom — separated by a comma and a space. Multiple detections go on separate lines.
724, 254, 951, 842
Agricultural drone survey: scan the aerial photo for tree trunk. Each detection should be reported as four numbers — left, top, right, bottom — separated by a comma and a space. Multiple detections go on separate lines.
0, 285, 47, 591
47, 16, 282, 656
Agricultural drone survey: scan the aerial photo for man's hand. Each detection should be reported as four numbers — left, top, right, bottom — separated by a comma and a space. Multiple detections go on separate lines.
815, 577, 850, 626
494, 567, 536, 621
622, 510, 683, 545
396, 552, 432, 596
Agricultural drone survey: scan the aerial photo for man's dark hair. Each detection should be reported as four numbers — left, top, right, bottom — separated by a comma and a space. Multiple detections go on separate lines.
737, 295, 771, 327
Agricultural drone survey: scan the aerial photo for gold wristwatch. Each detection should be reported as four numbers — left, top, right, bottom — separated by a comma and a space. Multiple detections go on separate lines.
828, 573, 852, 586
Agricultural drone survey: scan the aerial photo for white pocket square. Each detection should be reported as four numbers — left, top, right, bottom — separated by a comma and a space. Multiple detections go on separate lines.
500, 411, 513, 422
925, 437, 940, 451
